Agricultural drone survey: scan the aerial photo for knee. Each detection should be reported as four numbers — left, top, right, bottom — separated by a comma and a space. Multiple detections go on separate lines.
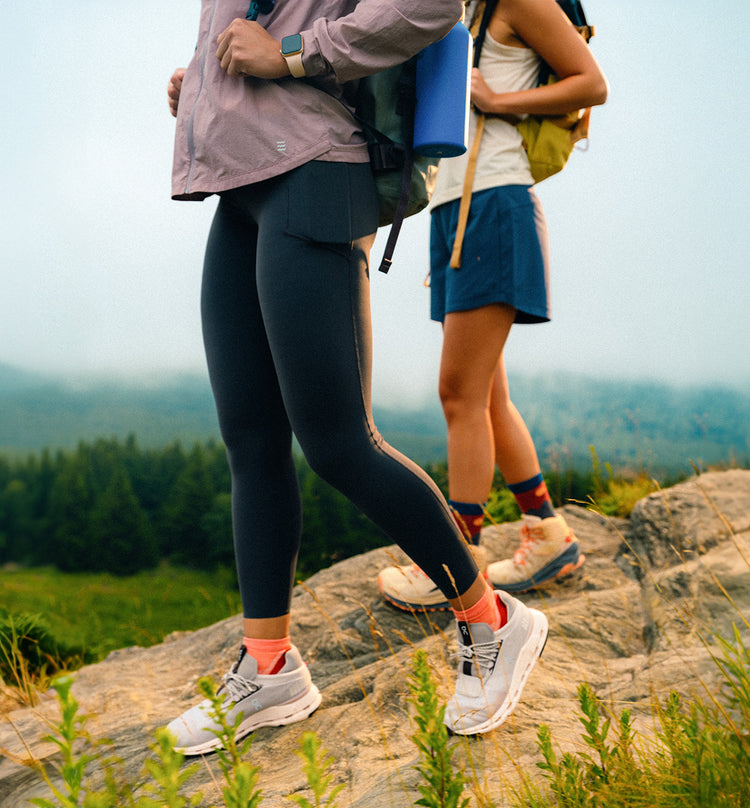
300, 435, 356, 488
439, 390, 461, 428
439, 376, 479, 427
438, 373, 460, 409
300, 425, 384, 492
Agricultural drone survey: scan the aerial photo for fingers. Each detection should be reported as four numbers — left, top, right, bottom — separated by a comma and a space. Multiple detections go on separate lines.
167, 68, 186, 117
216, 27, 229, 65
470, 68, 492, 111
215, 19, 286, 79
216, 18, 249, 77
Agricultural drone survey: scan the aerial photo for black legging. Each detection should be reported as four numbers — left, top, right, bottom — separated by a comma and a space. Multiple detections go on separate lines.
201, 161, 478, 618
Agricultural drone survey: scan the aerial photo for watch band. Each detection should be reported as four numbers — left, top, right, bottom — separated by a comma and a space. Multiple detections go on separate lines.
284, 51, 305, 78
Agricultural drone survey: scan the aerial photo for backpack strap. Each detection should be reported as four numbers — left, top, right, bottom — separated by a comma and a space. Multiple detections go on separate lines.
378, 58, 418, 274
449, 0, 498, 268
471, 0, 499, 67
245, 0, 274, 20
449, 112, 484, 268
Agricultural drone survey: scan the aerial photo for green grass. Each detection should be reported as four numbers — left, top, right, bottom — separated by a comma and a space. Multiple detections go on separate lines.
508, 627, 750, 808
0, 564, 242, 663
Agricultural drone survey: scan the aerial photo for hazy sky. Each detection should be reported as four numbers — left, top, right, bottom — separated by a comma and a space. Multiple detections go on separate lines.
1, 1, 748, 406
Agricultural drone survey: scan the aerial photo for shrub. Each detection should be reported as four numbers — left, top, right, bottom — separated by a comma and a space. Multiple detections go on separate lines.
0, 608, 90, 699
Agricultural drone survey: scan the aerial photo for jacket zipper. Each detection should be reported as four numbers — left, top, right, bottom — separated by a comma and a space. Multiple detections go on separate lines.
185, 0, 219, 195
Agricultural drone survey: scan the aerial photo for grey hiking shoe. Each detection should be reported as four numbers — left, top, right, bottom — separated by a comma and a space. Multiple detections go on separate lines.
166, 645, 321, 755
445, 590, 548, 735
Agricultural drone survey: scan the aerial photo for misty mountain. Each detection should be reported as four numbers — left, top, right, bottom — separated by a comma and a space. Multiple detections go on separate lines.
0, 363, 747, 474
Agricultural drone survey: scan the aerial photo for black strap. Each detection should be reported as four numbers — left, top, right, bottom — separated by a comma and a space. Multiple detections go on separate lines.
377, 58, 418, 274
557, 0, 589, 29
473, 0, 500, 67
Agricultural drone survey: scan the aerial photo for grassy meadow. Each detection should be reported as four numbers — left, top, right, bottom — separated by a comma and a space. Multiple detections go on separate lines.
0, 564, 242, 664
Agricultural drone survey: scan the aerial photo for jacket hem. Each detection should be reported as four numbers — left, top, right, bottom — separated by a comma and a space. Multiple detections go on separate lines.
172, 143, 369, 201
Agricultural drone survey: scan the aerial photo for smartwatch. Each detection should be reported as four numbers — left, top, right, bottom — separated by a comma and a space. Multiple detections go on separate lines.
281, 34, 305, 78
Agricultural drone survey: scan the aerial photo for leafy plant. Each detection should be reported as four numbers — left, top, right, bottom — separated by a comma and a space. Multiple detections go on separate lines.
407, 649, 468, 808
197, 676, 264, 808
0, 609, 89, 704
287, 731, 345, 808
29, 676, 101, 808
513, 627, 750, 808
137, 728, 203, 808
588, 446, 659, 517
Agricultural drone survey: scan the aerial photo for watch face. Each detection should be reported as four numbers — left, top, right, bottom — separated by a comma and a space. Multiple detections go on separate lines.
282, 33, 303, 55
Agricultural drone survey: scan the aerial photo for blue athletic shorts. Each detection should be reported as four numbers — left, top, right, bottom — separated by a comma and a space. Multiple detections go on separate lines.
429, 184, 551, 324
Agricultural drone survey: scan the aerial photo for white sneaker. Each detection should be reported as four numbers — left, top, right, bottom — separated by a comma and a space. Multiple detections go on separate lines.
487, 514, 584, 593
378, 545, 488, 612
166, 645, 321, 755
444, 590, 548, 735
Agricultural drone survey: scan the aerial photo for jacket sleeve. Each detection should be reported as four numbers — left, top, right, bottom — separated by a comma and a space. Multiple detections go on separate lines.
302, 0, 464, 82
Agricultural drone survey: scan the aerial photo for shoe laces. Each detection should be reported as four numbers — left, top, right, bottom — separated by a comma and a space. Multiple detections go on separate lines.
220, 669, 259, 704
454, 639, 499, 679
514, 522, 544, 566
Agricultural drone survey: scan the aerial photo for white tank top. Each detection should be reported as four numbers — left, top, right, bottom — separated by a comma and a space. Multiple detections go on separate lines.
430, 32, 541, 208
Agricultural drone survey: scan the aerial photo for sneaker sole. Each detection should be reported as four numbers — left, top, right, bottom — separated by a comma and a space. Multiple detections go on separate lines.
380, 590, 451, 612
448, 608, 549, 736
377, 573, 451, 612
378, 564, 489, 614
489, 543, 585, 593
176, 684, 323, 756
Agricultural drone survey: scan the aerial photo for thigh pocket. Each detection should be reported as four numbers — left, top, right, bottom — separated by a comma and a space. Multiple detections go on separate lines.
284, 161, 378, 244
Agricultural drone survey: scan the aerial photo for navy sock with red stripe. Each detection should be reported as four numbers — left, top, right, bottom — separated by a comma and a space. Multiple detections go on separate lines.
448, 500, 486, 545
508, 474, 555, 520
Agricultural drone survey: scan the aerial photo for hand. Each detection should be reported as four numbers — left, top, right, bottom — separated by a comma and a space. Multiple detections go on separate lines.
216, 18, 288, 79
167, 68, 186, 117
470, 68, 497, 114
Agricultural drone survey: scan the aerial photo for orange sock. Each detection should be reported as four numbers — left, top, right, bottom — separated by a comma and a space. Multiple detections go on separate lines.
242, 636, 292, 675
452, 585, 507, 631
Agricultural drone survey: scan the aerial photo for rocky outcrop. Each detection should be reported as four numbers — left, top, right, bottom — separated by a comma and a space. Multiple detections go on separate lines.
2, 469, 749, 807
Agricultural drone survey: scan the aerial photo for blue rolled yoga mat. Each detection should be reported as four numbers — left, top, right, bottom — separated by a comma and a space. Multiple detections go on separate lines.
414, 21, 472, 158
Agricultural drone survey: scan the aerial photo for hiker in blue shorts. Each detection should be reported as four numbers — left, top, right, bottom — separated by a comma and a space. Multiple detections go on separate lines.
379, 0, 608, 609
164, 0, 552, 752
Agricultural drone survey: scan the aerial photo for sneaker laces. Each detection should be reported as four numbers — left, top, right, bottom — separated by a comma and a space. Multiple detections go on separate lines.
220, 669, 259, 704
514, 522, 544, 566
453, 639, 499, 679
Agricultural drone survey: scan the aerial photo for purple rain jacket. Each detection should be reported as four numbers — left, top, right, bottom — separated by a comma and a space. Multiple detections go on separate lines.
171, 0, 462, 200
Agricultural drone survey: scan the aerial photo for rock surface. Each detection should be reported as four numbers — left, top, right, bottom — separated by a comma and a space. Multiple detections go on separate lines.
2, 469, 749, 807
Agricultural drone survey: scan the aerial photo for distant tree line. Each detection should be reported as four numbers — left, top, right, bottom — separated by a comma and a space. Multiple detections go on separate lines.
0, 434, 690, 580
0, 436, 394, 579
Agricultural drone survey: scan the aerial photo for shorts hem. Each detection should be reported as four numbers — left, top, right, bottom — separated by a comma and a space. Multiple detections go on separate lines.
431, 300, 550, 325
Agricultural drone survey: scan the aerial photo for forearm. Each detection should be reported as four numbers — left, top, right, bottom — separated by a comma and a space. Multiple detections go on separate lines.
476, 71, 608, 117
303, 0, 463, 82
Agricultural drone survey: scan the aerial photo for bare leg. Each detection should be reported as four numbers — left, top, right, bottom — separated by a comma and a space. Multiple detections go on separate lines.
439, 303, 515, 503
243, 615, 291, 640
489, 354, 543, 486
448, 573, 491, 613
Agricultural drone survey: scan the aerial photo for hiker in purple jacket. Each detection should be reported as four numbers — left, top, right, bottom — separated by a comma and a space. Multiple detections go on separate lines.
165, 0, 549, 753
